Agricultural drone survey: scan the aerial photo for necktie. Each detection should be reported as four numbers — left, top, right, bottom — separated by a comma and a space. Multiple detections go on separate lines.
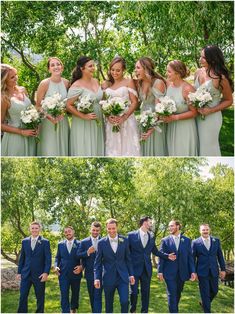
67, 241, 72, 253
175, 236, 180, 250
204, 238, 210, 250
31, 238, 37, 250
143, 233, 148, 248
93, 238, 98, 251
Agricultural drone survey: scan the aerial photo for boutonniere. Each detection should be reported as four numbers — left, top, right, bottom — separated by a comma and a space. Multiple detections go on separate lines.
119, 238, 124, 243
180, 238, 184, 242
212, 238, 216, 242
72, 243, 77, 249
38, 240, 41, 244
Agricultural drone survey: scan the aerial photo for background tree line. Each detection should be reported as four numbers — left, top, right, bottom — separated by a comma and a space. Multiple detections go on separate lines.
1, 1, 234, 101
1, 157, 234, 265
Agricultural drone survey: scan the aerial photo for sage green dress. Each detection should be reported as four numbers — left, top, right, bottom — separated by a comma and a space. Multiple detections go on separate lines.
1, 96, 36, 156
37, 80, 69, 156
166, 85, 198, 156
195, 77, 222, 156
67, 86, 105, 156
139, 80, 167, 156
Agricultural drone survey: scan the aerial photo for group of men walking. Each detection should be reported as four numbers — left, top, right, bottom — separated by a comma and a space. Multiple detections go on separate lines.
17, 217, 226, 313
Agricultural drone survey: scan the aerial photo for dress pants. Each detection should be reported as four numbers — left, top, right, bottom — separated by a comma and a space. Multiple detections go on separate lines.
17, 276, 45, 313
130, 268, 150, 313
198, 271, 219, 313
59, 276, 81, 313
165, 273, 185, 313
86, 279, 102, 313
104, 274, 129, 313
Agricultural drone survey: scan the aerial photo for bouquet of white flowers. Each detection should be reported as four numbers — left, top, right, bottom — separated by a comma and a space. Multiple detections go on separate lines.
155, 96, 177, 116
188, 87, 212, 120
137, 109, 162, 142
41, 93, 66, 130
74, 95, 100, 126
20, 105, 43, 143
100, 96, 129, 132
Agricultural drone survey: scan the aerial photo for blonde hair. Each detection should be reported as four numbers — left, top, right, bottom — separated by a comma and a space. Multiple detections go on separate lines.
168, 60, 190, 79
1, 64, 17, 107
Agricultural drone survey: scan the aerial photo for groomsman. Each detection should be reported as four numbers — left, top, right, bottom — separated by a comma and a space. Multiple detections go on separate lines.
192, 223, 226, 313
158, 220, 196, 313
17, 221, 51, 313
94, 218, 135, 313
128, 216, 176, 313
77, 222, 102, 313
54, 226, 83, 313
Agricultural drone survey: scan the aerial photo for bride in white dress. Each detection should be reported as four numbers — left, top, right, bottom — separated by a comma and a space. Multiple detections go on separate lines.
102, 57, 140, 156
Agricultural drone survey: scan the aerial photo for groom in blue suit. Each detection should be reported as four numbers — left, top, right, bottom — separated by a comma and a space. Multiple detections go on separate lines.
192, 223, 226, 313
77, 221, 102, 313
17, 221, 51, 313
128, 216, 176, 313
94, 218, 135, 313
158, 220, 196, 313
54, 226, 83, 313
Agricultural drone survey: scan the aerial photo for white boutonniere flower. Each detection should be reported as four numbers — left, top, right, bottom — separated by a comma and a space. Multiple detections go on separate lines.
72, 243, 77, 249
38, 240, 41, 244
180, 238, 184, 242
212, 238, 216, 242
119, 238, 124, 243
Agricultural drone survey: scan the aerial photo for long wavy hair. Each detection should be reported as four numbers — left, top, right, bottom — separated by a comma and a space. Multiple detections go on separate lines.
137, 57, 166, 89
71, 56, 92, 85
203, 45, 233, 91
1, 64, 18, 107
107, 56, 126, 85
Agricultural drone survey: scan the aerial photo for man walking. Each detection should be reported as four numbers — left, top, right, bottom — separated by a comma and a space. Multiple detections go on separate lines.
158, 220, 196, 313
54, 226, 83, 313
192, 223, 226, 313
17, 221, 51, 313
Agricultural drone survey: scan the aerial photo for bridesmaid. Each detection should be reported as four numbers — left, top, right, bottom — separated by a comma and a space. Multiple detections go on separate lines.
135, 57, 167, 156
194, 45, 233, 156
162, 60, 198, 156
66, 56, 104, 156
36, 57, 70, 156
102, 56, 140, 156
1, 64, 37, 156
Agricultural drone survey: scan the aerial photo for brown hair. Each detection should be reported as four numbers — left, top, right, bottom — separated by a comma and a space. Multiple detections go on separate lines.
91, 221, 101, 228
107, 56, 126, 85
47, 57, 63, 69
170, 220, 182, 230
168, 60, 190, 79
30, 221, 41, 228
64, 226, 74, 231
106, 218, 118, 226
137, 57, 166, 88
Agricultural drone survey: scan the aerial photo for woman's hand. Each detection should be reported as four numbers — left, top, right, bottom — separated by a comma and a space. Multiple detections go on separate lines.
83, 113, 98, 121
47, 114, 64, 124
160, 115, 177, 123
141, 128, 154, 140
21, 129, 37, 137
197, 107, 212, 116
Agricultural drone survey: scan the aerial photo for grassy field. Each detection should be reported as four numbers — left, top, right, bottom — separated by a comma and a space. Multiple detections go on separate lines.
1, 269, 234, 313
220, 107, 234, 156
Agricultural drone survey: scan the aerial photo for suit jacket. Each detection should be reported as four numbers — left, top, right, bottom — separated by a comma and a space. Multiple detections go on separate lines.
128, 230, 168, 277
54, 239, 82, 280
77, 236, 101, 281
158, 234, 195, 281
192, 236, 226, 277
94, 234, 134, 285
18, 236, 51, 280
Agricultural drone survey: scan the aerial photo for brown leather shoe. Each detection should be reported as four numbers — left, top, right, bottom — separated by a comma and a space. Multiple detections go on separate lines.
71, 309, 76, 313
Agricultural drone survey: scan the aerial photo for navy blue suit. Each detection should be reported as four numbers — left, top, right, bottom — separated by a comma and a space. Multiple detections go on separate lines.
17, 236, 51, 313
77, 236, 102, 313
128, 230, 169, 313
55, 239, 82, 313
158, 235, 195, 313
94, 235, 134, 313
192, 236, 226, 313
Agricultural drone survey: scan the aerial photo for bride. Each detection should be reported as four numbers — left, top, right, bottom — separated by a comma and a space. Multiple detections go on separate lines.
102, 56, 140, 156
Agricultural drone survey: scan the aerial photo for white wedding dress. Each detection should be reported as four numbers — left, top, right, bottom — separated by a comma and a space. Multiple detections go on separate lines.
105, 86, 141, 156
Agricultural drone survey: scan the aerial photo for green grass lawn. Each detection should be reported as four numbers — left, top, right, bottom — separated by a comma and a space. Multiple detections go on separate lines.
1, 270, 234, 313
220, 107, 234, 156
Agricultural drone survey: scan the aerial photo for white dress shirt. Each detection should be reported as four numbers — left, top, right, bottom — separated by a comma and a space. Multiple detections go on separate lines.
31, 236, 39, 250
172, 234, 181, 250
139, 228, 149, 248
66, 239, 74, 253
91, 236, 98, 251
201, 236, 211, 250
108, 235, 118, 253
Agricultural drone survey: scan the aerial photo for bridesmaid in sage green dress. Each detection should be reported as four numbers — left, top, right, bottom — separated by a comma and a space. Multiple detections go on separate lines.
135, 57, 167, 156
1, 64, 36, 156
194, 45, 233, 156
66, 56, 104, 156
36, 57, 70, 156
162, 60, 198, 156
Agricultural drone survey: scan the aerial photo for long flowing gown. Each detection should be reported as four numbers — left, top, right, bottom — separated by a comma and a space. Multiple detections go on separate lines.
105, 86, 140, 156
139, 80, 167, 156
37, 80, 70, 156
195, 77, 222, 156
166, 85, 198, 156
67, 86, 105, 156
1, 95, 36, 156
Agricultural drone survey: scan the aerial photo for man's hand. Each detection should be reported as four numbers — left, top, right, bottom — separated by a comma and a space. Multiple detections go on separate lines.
220, 271, 226, 280
73, 265, 83, 274
129, 276, 135, 285
87, 246, 95, 256
54, 266, 60, 276
168, 253, 176, 261
158, 273, 164, 281
16, 274, 21, 280
39, 273, 48, 282
94, 279, 100, 289
190, 273, 197, 281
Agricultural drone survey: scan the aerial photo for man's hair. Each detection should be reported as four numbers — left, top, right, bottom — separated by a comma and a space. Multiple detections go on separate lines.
139, 216, 152, 227
64, 226, 74, 231
91, 221, 101, 228
170, 220, 182, 230
106, 218, 118, 226
200, 223, 210, 229
30, 221, 41, 228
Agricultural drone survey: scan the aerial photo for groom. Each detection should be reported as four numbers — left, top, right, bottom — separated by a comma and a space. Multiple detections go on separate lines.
94, 218, 135, 313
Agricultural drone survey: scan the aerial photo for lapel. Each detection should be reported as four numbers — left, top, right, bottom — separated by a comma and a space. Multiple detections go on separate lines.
209, 236, 215, 253
70, 239, 78, 255
105, 236, 116, 256
169, 235, 177, 252
31, 236, 42, 255
199, 237, 210, 254
137, 230, 144, 249
116, 235, 124, 255
64, 240, 70, 255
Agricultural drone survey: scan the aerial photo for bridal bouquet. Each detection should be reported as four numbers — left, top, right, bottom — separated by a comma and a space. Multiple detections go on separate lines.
100, 96, 129, 132
155, 96, 177, 116
41, 93, 66, 130
188, 87, 212, 120
20, 105, 43, 143
74, 95, 100, 126
138, 109, 162, 142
